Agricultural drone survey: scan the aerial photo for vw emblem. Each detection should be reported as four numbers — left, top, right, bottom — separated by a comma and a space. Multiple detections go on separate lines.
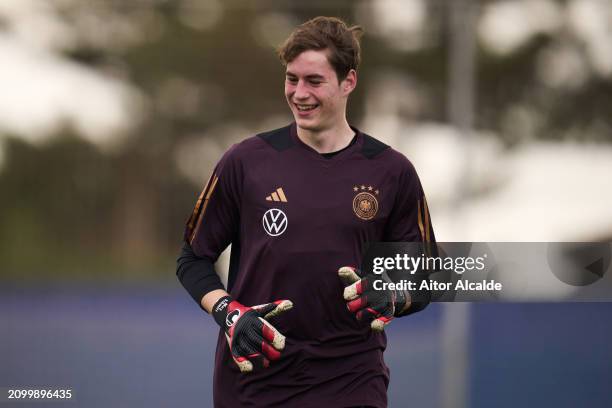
262, 208, 288, 237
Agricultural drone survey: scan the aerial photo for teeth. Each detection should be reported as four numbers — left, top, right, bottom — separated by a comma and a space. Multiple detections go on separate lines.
296, 104, 317, 111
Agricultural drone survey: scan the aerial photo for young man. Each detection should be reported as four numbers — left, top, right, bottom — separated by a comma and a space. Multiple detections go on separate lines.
177, 16, 436, 408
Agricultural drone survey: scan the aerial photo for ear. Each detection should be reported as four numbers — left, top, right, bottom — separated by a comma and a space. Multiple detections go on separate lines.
341, 69, 357, 96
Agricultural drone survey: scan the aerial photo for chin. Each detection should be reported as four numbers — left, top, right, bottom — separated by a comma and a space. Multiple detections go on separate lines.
295, 117, 321, 132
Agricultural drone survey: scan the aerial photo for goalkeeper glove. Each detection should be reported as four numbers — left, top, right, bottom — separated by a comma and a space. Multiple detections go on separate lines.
212, 296, 293, 373
338, 266, 408, 332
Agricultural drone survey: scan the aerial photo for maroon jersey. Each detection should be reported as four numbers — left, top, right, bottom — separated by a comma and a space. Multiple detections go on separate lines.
185, 123, 435, 408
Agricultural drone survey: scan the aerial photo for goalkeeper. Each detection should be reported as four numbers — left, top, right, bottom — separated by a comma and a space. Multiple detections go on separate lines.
176, 16, 436, 408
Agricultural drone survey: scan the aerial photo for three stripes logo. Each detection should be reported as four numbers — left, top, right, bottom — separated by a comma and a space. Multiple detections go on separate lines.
266, 187, 287, 203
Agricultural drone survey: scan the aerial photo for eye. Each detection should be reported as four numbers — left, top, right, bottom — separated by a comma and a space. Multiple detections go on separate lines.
286, 76, 298, 84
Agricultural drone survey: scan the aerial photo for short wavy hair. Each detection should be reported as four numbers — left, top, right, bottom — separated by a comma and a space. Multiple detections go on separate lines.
278, 16, 364, 82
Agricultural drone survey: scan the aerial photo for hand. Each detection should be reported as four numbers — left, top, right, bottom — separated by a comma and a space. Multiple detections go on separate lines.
212, 296, 293, 373
338, 266, 407, 332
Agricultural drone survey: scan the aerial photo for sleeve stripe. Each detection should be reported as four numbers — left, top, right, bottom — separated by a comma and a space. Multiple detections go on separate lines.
187, 174, 219, 244
205, 175, 219, 200
187, 191, 205, 231
424, 196, 431, 244
417, 199, 425, 242
187, 173, 213, 231
418, 196, 433, 259
422, 197, 436, 258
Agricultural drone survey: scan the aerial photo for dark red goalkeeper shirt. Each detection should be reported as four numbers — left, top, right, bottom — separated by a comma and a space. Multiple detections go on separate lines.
184, 123, 435, 408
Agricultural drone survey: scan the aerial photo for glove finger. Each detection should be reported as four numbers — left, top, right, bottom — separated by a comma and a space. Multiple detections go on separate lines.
371, 315, 394, 332
253, 299, 293, 320
248, 353, 271, 370
226, 333, 253, 373
346, 295, 368, 313
338, 266, 361, 287
232, 353, 260, 372
356, 307, 379, 322
230, 332, 272, 372
356, 303, 392, 319
343, 277, 369, 301
261, 339, 282, 361
258, 317, 286, 351
365, 290, 394, 314
235, 349, 270, 372
251, 302, 276, 316
240, 326, 283, 361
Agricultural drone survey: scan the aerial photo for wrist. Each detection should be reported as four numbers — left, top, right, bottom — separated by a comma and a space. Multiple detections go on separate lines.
212, 295, 234, 328
202, 289, 231, 313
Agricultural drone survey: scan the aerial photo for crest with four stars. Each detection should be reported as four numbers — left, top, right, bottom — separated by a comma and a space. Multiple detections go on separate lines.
352, 185, 379, 221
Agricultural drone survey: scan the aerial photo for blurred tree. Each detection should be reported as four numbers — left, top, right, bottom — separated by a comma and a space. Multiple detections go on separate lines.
1, 0, 610, 280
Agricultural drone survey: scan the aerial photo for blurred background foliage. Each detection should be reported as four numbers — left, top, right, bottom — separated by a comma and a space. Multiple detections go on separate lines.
0, 0, 610, 280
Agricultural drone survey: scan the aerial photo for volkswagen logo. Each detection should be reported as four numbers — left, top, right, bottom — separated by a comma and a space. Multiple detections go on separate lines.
262, 208, 288, 237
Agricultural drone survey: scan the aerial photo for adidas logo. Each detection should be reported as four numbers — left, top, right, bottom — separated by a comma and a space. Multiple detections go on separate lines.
266, 187, 287, 203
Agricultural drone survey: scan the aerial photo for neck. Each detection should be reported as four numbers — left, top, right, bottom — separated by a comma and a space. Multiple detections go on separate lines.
296, 119, 355, 154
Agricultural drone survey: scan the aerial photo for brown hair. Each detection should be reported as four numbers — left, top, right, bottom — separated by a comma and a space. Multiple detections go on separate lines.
278, 16, 363, 82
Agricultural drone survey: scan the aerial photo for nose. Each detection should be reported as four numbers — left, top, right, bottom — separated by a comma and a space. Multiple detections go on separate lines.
293, 80, 309, 100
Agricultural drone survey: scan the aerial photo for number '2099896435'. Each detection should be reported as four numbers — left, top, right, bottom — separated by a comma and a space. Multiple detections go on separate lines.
7, 389, 72, 399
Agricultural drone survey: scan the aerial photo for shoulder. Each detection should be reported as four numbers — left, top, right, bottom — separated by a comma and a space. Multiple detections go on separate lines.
359, 131, 417, 173
360, 131, 390, 159
255, 124, 294, 152
358, 131, 424, 197
223, 124, 293, 161
218, 124, 292, 167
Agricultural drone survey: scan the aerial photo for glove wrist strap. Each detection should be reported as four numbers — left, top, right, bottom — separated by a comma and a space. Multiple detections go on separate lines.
211, 295, 233, 329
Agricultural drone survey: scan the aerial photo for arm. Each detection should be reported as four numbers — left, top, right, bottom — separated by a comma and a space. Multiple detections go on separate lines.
177, 146, 293, 372
178, 145, 241, 310
175, 241, 228, 313
384, 158, 437, 317
338, 157, 436, 330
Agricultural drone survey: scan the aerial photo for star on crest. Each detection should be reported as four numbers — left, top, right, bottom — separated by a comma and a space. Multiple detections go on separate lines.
354, 184, 379, 195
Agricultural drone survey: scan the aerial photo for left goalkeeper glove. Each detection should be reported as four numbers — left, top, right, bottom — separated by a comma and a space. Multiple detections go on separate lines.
212, 296, 293, 373
338, 266, 408, 331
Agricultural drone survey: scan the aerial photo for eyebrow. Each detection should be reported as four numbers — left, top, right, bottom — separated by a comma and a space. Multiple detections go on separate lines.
285, 71, 325, 81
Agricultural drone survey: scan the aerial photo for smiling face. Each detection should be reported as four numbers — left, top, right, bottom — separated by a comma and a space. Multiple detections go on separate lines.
285, 49, 356, 133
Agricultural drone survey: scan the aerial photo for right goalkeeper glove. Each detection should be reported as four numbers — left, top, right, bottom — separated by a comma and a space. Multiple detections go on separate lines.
212, 295, 293, 373
338, 266, 407, 332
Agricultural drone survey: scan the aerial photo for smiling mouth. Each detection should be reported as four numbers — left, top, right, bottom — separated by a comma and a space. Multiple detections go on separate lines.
294, 103, 318, 112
